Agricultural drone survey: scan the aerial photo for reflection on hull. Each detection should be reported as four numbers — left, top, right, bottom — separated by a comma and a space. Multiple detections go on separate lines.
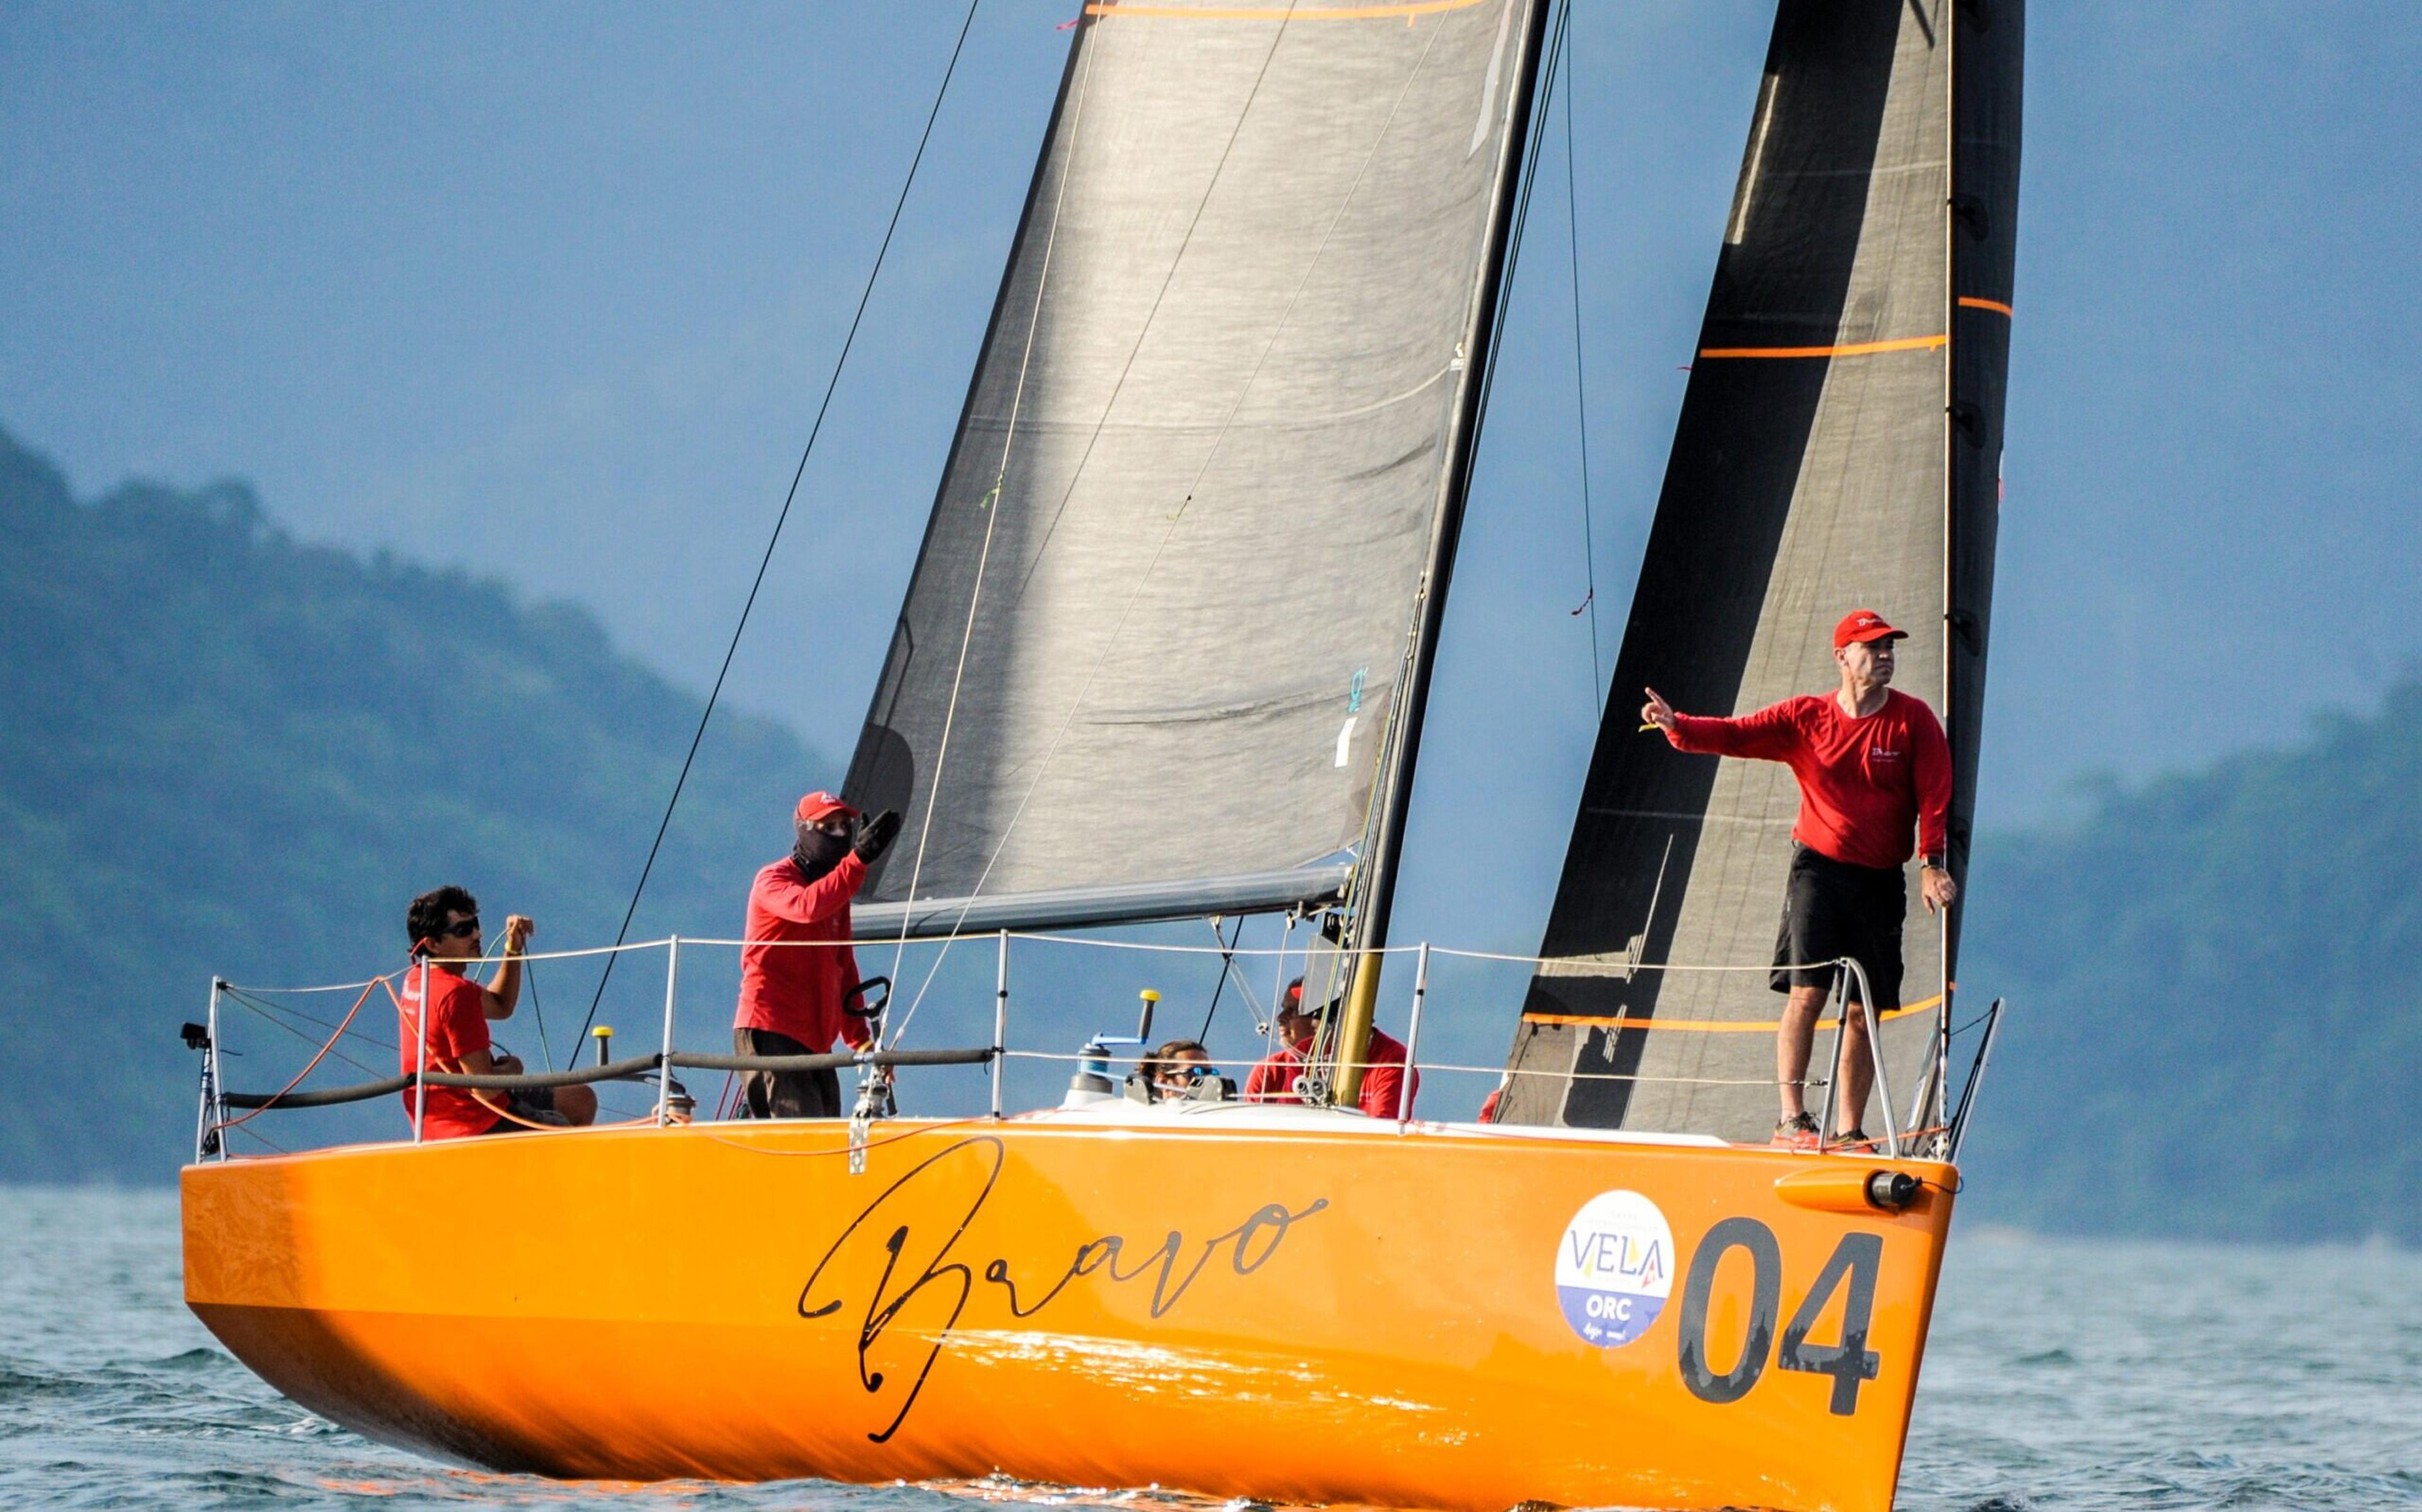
184, 1110, 1956, 1512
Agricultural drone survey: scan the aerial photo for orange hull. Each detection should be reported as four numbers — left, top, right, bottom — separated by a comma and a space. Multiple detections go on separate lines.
182, 1110, 1957, 1511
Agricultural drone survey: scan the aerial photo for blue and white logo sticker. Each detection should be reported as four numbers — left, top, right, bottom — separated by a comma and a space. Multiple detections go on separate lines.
1555, 1190, 1675, 1347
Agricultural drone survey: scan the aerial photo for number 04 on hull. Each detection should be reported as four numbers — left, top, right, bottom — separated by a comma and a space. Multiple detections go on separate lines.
183, 1111, 1955, 1512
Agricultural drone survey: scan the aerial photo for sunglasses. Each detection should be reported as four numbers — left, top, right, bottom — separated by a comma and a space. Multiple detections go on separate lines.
438, 917, 481, 939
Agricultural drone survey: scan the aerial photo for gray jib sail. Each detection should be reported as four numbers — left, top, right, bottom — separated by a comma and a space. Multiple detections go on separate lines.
842, 0, 1541, 933
1497, 0, 2021, 1141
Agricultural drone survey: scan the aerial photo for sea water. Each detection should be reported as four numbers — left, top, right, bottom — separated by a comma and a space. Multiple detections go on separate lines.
4, 1187, 2418, 1510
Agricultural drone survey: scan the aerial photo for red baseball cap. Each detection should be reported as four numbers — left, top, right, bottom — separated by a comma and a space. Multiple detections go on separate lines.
1833, 609, 1908, 649
794, 791, 858, 825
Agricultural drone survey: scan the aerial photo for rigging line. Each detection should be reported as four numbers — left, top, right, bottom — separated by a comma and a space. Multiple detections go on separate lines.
230, 1003, 392, 1085
568, 0, 987, 1056
224, 984, 397, 1055
233, 1123, 290, 1156
1558, 9, 1601, 718
223, 983, 389, 1061
525, 960, 553, 1072
1459, 0, 1566, 491
886, 3, 1309, 1048
885, 25, 1108, 997
1196, 916, 1246, 1042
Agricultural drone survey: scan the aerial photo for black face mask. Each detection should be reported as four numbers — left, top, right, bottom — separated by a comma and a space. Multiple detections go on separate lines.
792, 827, 850, 881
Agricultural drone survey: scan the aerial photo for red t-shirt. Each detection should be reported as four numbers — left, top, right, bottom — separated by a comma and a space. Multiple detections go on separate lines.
397, 962, 500, 1139
734, 854, 870, 1052
1243, 1026, 1418, 1119
1668, 688, 1951, 870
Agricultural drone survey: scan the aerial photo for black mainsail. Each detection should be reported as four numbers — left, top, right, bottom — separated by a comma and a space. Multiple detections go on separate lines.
844, 0, 1545, 939
1497, 0, 2022, 1139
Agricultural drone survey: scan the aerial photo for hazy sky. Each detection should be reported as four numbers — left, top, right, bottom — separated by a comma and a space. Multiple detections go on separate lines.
7, 1, 2420, 950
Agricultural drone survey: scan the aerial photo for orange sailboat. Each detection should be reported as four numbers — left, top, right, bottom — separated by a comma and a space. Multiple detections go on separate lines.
182, 3, 2022, 1509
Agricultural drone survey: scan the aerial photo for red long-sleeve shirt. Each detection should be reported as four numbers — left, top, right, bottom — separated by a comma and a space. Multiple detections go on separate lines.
1667, 689, 1950, 870
1243, 1026, 1418, 1119
734, 854, 870, 1052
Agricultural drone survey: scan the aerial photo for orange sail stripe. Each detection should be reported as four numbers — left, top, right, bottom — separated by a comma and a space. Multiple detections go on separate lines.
1957, 296, 2015, 317
1695, 333, 1947, 360
1521, 992, 1945, 1033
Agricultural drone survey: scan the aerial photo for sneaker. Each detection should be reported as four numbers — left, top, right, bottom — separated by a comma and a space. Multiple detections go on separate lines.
1771, 1112, 1821, 1151
1830, 1127, 1876, 1154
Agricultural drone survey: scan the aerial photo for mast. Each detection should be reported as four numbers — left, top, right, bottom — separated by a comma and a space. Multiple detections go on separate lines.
1330, 0, 1553, 1105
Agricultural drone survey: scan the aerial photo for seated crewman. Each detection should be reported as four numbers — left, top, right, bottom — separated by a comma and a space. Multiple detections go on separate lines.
1137, 1038, 1217, 1102
1243, 976, 1418, 1118
398, 885, 597, 1139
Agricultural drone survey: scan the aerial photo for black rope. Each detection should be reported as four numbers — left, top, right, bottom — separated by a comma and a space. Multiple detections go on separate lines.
233, 1122, 290, 1155
525, 960, 554, 1071
568, 0, 987, 1054
1558, 12, 1603, 717
1196, 916, 1246, 1042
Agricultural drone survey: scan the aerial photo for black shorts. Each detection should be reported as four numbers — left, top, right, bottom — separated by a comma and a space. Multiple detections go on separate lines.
1770, 844, 1905, 1009
478, 1087, 572, 1135
734, 1027, 843, 1120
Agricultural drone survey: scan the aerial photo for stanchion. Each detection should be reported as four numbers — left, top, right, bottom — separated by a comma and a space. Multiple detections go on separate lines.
656, 936, 682, 1125
992, 929, 1009, 1120
1398, 942, 1429, 1125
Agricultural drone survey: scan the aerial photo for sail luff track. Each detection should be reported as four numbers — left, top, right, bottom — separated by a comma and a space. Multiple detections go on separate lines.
1498, 0, 2021, 1139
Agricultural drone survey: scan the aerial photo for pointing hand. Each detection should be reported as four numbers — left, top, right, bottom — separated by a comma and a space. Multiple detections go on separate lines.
1640, 687, 1677, 735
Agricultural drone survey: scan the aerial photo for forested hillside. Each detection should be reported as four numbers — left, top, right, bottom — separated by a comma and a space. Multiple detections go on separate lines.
0, 428, 826, 1179
1958, 677, 2422, 1242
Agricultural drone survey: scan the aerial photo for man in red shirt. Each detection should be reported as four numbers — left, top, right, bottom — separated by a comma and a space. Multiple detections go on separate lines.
731, 791, 901, 1119
1243, 976, 1418, 1119
1640, 608, 1955, 1151
398, 885, 597, 1139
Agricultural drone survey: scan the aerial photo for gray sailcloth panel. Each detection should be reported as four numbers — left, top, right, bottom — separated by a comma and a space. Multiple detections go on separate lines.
1500, 0, 2021, 1143
843, 0, 1536, 919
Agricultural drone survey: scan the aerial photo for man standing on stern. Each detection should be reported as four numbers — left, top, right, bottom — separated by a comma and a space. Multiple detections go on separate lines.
1640, 609, 1954, 1151
731, 791, 901, 1119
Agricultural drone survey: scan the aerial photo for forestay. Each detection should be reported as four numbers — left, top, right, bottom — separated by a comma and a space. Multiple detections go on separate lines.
843, 0, 1539, 935
1498, 0, 2023, 1141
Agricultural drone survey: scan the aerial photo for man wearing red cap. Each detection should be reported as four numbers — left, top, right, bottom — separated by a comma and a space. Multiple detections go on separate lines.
730, 791, 901, 1119
1243, 975, 1418, 1119
1640, 609, 1953, 1151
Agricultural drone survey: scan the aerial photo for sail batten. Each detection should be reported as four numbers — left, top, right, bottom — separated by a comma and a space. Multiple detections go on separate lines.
845, 1, 1542, 933
1499, 0, 2021, 1139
